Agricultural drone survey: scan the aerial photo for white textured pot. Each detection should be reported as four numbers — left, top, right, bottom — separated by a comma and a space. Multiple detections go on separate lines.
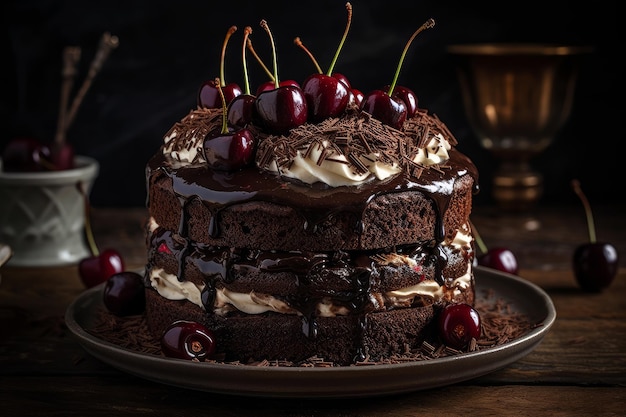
0, 156, 99, 267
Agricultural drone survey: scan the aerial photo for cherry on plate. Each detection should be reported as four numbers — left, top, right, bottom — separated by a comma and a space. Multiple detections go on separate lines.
161, 320, 216, 361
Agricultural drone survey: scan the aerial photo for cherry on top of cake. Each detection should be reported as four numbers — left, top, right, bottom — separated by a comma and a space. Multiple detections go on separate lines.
162, 6, 452, 188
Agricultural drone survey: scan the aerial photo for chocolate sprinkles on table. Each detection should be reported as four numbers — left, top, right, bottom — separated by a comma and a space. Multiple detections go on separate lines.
86, 287, 539, 368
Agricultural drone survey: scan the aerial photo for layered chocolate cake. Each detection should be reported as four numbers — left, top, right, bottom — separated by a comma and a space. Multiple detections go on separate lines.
141, 11, 479, 365
143, 101, 479, 365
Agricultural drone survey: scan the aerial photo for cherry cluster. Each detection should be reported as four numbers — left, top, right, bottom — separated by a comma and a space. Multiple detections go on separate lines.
197, 4, 435, 172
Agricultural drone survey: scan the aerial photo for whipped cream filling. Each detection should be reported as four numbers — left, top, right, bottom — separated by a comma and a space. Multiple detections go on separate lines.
149, 226, 473, 317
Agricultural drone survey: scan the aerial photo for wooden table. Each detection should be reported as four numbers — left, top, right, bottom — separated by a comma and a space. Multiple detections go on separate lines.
1, 204, 625, 416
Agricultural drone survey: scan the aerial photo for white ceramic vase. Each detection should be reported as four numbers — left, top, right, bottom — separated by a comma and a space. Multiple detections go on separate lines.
0, 156, 99, 267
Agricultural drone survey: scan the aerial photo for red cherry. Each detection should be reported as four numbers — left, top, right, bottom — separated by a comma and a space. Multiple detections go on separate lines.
477, 247, 519, 275
79, 248, 125, 288
573, 242, 618, 292
255, 79, 300, 96
50, 142, 76, 170
571, 180, 619, 292
360, 91, 407, 129
102, 271, 145, 316
1, 137, 52, 172
254, 20, 308, 134
362, 18, 435, 128
227, 94, 257, 127
226, 26, 257, 128
384, 84, 418, 117
198, 79, 242, 109
298, 3, 352, 122
438, 303, 481, 350
198, 26, 242, 108
302, 74, 350, 122
332, 72, 351, 89
348, 88, 364, 107
161, 320, 216, 361
203, 126, 256, 171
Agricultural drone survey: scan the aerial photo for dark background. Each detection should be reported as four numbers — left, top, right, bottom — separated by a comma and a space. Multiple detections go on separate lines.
2, 0, 622, 208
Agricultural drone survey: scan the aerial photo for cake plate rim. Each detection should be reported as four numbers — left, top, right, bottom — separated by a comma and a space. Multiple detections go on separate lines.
65, 266, 556, 399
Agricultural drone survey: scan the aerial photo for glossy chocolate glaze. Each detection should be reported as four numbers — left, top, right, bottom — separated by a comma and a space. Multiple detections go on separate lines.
146, 146, 477, 361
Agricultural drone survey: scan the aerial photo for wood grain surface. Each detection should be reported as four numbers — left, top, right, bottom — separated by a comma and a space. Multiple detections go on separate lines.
1, 204, 624, 416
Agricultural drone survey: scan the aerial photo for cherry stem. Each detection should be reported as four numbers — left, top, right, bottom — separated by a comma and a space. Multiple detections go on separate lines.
387, 18, 435, 96
220, 26, 238, 87
246, 38, 275, 81
469, 220, 488, 254
80, 182, 99, 257
260, 20, 279, 89
326, 2, 352, 76
215, 77, 229, 134
242, 27, 253, 95
293, 37, 322, 74
571, 179, 597, 243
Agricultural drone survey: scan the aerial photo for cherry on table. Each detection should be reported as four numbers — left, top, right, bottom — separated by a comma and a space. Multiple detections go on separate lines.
477, 247, 519, 275
79, 248, 125, 288
102, 270, 145, 316
571, 179, 619, 292
161, 320, 216, 361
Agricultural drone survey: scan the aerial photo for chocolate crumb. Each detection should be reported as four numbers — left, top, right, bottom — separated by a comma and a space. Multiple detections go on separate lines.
86, 287, 539, 368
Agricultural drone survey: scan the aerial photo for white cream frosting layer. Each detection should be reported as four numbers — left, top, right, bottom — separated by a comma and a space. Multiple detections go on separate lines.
149, 226, 473, 317
161, 107, 452, 187
263, 134, 451, 187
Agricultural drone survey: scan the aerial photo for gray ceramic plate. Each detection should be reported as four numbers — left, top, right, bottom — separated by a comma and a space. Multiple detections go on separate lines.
65, 266, 556, 398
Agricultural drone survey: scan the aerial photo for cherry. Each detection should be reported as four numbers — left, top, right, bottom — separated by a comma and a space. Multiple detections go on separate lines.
79, 248, 125, 288
227, 26, 257, 128
49, 142, 76, 170
361, 92, 407, 129
297, 3, 353, 122
102, 271, 145, 316
245, 31, 300, 96
571, 179, 619, 292
253, 20, 308, 134
471, 221, 519, 275
161, 320, 216, 361
1, 137, 52, 172
438, 303, 481, 350
203, 126, 256, 171
255, 79, 301, 96
348, 88, 364, 107
478, 247, 519, 275
205, 78, 256, 171
361, 18, 435, 129
198, 26, 242, 108
383, 84, 418, 118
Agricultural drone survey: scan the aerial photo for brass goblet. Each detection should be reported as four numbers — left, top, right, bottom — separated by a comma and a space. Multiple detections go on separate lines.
448, 44, 591, 211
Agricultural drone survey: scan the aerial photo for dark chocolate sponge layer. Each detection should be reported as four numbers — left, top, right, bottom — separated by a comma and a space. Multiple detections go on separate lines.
146, 150, 476, 252
145, 288, 477, 365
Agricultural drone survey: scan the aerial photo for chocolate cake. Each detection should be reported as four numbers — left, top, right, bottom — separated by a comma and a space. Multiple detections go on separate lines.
143, 101, 480, 365
140, 10, 479, 365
